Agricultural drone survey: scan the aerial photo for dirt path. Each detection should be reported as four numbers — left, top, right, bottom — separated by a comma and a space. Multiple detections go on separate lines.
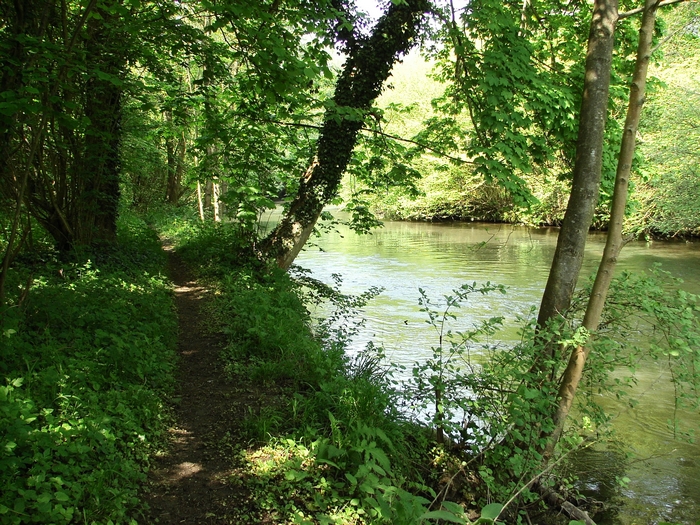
142, 245, 248, 524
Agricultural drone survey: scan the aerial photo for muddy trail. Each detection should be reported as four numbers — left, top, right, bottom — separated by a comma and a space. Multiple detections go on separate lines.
142, 245, 254, 524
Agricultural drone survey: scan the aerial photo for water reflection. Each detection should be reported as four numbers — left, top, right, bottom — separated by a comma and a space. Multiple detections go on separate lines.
295, 217, 700, 525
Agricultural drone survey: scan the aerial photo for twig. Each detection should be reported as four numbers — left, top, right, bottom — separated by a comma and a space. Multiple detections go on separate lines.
251, 117, 475, 164
619, 0, 686, 20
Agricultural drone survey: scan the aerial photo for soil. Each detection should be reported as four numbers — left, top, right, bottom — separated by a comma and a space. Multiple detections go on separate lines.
141, 244, 252, 524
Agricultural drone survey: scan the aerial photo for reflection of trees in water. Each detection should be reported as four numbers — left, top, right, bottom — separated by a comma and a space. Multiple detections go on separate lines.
563, 446, 698, 525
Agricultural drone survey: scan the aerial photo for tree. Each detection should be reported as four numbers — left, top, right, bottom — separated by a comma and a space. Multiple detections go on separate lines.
544, 0, 687, 459
164, 109, 187, 205
0, 0, 341, 258
260, 0, 431, 269
535, 0, 619, 345
0, 1, 133, 252
145, 1, 339, 225
631, 1, 700, 237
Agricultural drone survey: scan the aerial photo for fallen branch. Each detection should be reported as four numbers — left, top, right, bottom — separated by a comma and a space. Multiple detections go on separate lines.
534, 481, 597, 525
494, 438, 599, 524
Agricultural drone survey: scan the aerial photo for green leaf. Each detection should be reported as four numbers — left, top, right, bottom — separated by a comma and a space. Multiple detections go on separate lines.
420, 510, 467, 523
480, 503, 504, 520
285, 470, 309, 482
523, 388, 539, 399
441, 501, 466, 515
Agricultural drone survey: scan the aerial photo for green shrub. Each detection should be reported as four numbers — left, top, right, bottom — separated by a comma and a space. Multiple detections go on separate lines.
0, 212, 177, 524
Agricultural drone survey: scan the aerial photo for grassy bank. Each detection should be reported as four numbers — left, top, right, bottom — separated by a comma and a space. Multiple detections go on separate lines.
0, 213, 177, 524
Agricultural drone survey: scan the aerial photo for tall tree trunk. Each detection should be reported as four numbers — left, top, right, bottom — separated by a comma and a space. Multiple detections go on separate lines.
212, 180, 221, 222
260, 0, 430, 268
165, 118, 186, 204
197, 181, 205, 221
204, 179, 213, 211
165, 110, 177, 203
80, 13, 123, 247
533, 0, 619, 370
544, 0, 658, 460
175, 131, 186, 200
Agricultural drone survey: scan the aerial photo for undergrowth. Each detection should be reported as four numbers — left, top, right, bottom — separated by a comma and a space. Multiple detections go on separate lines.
0, 212, 177, 524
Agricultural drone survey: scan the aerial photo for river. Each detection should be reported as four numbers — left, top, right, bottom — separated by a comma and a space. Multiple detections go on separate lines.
285, 216, 700, 525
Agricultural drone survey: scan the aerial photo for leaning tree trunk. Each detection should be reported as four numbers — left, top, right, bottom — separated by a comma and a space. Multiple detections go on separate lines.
260, 0, 430, 269
544, 0, 659, 460
532, 0, 619, 374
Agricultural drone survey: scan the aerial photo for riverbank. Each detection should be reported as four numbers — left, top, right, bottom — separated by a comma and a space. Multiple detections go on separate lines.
367, 183, 700, 241
147, 206, 624, 525
145, 208, 451, 523
372, 212, 700, 242
3, 206, 693, 523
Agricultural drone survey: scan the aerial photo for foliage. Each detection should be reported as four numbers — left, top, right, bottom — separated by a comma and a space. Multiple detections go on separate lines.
138, 0, 340, 225
0, 0, 341, 253
235, 437, 506, 525
406, 283, 506, 444
0, 0, 139, 249
423, 0, 641, 210
356, 2, 700, 237
579, 267, 700, 435
0, 212, 177, 524
630, 2, 700, 237
401, 286, 554, 506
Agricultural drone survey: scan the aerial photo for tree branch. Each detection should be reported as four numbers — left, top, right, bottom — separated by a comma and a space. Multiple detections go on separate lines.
254, 117, 475, 164
651, 5, 699, 54
618, 0, 686, 20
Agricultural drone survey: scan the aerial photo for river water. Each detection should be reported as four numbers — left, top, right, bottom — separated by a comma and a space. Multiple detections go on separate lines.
287, 217, 700, 525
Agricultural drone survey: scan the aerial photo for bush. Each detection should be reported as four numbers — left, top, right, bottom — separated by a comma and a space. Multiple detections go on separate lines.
0, 212, 177, 524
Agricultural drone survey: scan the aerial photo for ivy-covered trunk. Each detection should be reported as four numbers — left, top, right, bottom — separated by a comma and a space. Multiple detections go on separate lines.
260, 0, 430, 269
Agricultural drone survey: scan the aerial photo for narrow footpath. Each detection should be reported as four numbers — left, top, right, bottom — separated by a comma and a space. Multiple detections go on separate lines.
142, 245, 248, 524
